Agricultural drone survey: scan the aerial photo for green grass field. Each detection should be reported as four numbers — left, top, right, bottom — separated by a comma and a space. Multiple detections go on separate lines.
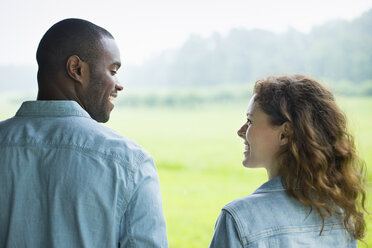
1, 94, 371, 247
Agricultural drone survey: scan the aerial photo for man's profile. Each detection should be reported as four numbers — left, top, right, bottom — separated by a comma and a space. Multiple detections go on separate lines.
0, 19, 168, 247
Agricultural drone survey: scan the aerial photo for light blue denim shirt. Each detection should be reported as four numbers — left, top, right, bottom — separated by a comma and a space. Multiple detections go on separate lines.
209, 176, 356, 248
0, 101, 168, 248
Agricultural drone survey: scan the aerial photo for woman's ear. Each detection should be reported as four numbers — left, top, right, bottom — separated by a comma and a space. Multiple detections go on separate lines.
66, 55, 89, 85
279, 122, 291, 146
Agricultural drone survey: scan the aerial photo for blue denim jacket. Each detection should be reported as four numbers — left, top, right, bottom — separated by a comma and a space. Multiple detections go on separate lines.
0, 101, 168, 248
209, 176, 356, 248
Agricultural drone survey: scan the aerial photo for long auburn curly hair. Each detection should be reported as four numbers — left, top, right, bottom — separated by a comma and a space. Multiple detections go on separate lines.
253, 74, 367, 240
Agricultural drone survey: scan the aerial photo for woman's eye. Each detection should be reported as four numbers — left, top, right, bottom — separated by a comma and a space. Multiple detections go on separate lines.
111, 70, 117, 75
247, 119, 252, 126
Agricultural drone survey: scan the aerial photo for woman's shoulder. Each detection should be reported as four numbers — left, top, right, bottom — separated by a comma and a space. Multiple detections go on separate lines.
223, 176, 288, 214
220, 176, 346, 242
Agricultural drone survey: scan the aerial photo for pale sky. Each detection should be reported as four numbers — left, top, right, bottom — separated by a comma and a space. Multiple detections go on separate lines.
1, 0, 372, 66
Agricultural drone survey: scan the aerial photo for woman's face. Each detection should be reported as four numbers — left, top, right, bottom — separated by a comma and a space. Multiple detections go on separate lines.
237, 94, 283, 178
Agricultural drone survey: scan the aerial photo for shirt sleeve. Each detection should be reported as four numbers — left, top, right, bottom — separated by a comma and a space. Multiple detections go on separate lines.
119, 155, 168, 248
209, 209, 243, 248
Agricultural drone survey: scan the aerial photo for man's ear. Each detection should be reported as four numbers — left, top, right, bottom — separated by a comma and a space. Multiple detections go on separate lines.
66, 55, 88, 84
279, 122, 291, 146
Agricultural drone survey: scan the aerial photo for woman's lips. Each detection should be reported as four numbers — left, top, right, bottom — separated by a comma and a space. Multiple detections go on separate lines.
244, 142, 250, 153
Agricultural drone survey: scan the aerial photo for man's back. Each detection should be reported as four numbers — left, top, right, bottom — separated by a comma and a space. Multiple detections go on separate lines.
0, 101, 168, 248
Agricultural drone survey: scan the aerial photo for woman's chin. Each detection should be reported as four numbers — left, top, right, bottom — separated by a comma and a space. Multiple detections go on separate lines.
242, 158, 261, 168
242, 158, 252, 168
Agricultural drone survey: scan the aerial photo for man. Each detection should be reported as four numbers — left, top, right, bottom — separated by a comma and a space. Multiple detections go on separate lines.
0, 19, 168, 247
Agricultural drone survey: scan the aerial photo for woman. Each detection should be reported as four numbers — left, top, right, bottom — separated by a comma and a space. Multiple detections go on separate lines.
209, 75, 367, 247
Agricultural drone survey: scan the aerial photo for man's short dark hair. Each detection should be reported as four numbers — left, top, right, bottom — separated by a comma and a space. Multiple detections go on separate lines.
36, 18, 114, 73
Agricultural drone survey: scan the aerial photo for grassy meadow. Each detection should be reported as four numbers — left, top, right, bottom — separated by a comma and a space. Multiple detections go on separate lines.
0, 93, 371, 247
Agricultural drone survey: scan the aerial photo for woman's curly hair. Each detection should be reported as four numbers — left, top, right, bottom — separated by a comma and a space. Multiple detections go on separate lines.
253, 74, 367, 240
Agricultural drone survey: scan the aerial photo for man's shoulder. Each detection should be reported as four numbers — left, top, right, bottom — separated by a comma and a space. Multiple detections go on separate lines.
86, 121, 150, 165
1, 113, 151, 169
62, 117, 151, 168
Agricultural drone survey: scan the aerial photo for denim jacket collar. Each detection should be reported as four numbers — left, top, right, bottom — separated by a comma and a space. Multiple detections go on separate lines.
252, 175, 286, 194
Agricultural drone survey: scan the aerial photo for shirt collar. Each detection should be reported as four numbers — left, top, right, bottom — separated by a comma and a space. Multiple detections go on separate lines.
15, 100, 92, 119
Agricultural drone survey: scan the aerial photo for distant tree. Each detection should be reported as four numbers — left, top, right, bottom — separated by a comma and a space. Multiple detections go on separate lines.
120, 8, 372, 87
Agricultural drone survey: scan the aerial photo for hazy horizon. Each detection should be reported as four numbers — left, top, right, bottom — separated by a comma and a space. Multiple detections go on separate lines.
1, 0, 372, 67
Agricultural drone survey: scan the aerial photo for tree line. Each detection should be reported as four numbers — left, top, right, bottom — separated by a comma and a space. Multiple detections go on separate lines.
1, 9, 371, 92
122, 9, 372, 87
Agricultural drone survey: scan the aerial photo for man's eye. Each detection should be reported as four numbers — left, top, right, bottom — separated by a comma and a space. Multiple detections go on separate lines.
247, 119, 252, 126
111, 70, 117, 75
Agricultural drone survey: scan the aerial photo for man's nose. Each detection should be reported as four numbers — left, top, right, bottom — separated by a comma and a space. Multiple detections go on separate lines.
116, 82, 124, 91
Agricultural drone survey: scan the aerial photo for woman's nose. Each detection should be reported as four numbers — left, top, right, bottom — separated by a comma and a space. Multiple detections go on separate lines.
237, 124, 247, 138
